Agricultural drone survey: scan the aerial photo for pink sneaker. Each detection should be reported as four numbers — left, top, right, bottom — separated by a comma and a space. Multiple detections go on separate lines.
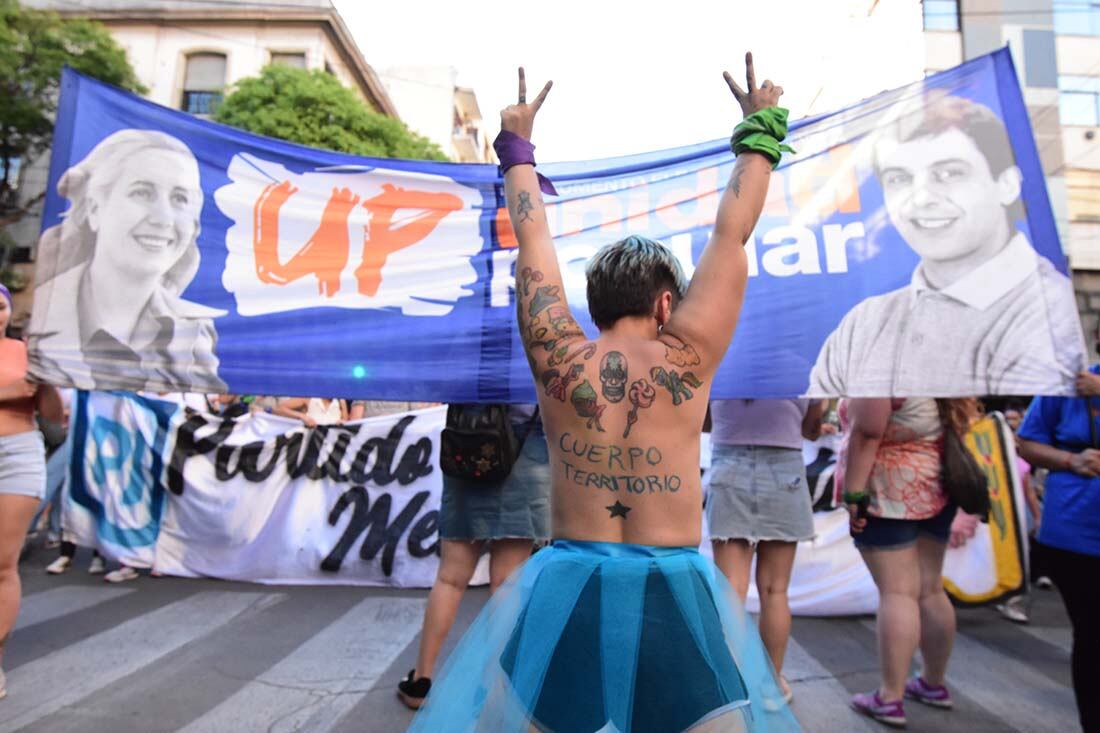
851, 690, 906, 728
904, 676, 953, 709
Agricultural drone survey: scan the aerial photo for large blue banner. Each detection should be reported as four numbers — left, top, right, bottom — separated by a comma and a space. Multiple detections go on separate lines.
27, 48, 1084, 400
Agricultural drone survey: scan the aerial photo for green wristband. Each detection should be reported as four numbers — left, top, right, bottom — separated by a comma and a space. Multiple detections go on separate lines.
731, 107, 796, 169
842, 491, 868, 505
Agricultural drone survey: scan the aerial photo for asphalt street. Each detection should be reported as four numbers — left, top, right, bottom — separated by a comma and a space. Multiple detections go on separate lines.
1, 542, 1077, 733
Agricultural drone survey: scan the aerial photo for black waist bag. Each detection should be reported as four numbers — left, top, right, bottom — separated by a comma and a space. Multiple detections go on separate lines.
440, 404, 520, 485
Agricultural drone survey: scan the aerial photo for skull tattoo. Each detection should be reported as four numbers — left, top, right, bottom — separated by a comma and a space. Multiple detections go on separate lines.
599, 351, 628, 403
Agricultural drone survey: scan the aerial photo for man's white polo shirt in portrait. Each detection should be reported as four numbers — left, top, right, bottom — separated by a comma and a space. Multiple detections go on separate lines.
807, 233, 1086, 397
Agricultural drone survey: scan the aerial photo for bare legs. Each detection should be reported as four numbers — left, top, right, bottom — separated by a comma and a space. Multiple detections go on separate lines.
914, 536, 955, 686
861, 544, 920, 701
756, 542, 797, 688
712, 539, 754, 600
0, 495, 40, 668
488, 539, 534, 592
859, 536, 955, 701
414, 538, 532, 679
712, 539, 798, 692
414, 540, 480, 679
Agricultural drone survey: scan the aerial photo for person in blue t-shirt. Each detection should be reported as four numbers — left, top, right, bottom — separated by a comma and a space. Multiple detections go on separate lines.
1017, 365, 1100, 733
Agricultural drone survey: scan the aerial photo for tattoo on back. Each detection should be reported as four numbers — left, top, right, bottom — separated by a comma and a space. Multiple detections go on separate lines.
557, 432, 681, 507
664, 336, 701, 367
549, 341, 597, 368
542, 363, 584, 401
606, 500, 631, 519
650, 367, 703, 406
516, 191, 535, 223
599, 351, 627, 403
624, 379, 656, 438
570, 379, 606, 432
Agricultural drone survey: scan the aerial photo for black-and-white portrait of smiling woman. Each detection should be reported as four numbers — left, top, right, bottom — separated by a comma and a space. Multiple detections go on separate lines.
808, 95, 1085, 397
27, 129, 227, 392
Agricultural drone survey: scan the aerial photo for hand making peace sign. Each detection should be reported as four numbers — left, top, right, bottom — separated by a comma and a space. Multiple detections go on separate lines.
500, 67, 553, 141
723, 52, 783, 118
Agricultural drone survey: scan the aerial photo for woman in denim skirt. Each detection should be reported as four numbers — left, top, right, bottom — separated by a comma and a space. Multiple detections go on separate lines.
706, 398, 826, 704
398, 404, 550, 709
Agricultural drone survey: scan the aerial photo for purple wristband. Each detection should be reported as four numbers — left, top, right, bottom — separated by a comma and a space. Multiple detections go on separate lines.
493, 130, 557, 196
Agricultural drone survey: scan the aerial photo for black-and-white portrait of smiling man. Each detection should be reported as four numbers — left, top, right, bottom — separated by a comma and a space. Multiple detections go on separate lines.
27, 129, 227, 392
807, 95, 1085, 397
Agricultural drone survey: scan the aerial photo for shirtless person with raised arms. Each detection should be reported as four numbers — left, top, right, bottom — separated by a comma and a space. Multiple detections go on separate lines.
409, 56, 801, 733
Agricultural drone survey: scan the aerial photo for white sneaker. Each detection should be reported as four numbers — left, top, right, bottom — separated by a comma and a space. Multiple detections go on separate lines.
104, 566, 139, 583
87, 556, 107, 575
996, 596, 1029, 624
46, 556, 71, 575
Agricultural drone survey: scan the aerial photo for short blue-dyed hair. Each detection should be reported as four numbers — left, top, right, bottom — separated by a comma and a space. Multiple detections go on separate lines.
584, 235, 688, 330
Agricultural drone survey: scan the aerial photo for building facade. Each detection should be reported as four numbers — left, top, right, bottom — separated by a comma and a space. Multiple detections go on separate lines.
922, 0, 1100, 347
21, 0, 396, 115
4, 0, 398, 327
381, 66, 495, 163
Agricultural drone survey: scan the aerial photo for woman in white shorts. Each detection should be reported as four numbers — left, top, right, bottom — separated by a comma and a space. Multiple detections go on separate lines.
0, 284, 63, 698
706, 398, 826, 704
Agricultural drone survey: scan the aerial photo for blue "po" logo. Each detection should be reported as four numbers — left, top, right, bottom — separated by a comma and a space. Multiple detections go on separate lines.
90, 416, 150, 508
69, 392, 177, 550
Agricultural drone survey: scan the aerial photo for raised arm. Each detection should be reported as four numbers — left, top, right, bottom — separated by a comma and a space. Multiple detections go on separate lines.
661, 53, 785, 369
500, 69, 587, 384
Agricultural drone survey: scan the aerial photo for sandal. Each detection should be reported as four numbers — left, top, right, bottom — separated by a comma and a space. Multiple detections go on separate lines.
397, 669, 431, 710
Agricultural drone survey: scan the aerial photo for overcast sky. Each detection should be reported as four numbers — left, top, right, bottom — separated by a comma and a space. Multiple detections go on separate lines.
334, 0, 928, 162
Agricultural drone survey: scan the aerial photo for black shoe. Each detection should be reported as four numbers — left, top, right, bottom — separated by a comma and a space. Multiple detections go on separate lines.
398, 669, 431, 710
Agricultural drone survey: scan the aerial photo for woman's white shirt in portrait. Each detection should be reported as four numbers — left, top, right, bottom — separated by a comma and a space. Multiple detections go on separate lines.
27, 129, 227, 393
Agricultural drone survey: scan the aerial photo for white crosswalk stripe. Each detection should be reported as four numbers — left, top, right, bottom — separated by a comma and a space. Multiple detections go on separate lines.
941, 631, 1078, 732
15, 585, 135, 631
1, 573, 1077, 733
1019, 624, 1073, 654
0, 591, 283, 733
861, 619, 1078, 733
783, 637, 881, 733
178, 597, 425, 733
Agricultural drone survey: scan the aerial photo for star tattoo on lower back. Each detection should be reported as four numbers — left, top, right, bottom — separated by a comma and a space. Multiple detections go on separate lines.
606, 500, 631, 519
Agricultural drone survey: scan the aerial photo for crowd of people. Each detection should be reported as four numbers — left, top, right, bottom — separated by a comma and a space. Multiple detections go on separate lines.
394, 392, 1089, 730
3, 301, 1088, 730
2, 54, 1098, 733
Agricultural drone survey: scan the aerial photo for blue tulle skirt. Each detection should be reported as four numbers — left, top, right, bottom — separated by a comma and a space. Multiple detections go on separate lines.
408, 540, 802, 732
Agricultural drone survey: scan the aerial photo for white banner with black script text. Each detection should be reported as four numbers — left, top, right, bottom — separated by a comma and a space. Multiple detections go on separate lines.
65, 392, 450, 587
155, 405, 446, 586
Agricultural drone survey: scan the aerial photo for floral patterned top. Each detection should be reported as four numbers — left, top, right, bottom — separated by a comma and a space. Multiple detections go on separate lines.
838, 398, 946, 520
